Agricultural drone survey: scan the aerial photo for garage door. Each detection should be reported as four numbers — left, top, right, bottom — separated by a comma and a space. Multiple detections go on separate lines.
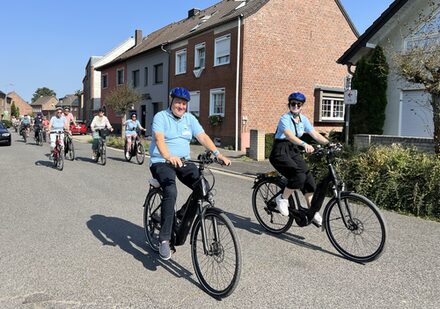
401, 90, 433, 137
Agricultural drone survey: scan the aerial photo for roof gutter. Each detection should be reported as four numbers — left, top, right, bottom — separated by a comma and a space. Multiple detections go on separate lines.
235, 14, 243, 151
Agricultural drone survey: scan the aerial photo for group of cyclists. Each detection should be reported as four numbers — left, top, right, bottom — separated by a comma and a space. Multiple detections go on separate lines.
13, 87, 331, 262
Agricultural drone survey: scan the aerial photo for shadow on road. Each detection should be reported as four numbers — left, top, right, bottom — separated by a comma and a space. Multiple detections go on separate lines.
226, 212, 343, 260
86, 214, 200, 288
75, 156, 97, 164
107, 156, 127, 162
35, 160, 54, 168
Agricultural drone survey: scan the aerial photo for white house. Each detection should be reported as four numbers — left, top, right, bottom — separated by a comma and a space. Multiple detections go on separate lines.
338, 0, 440, 138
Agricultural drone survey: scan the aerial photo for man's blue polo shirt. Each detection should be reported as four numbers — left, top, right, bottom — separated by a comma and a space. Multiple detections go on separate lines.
149, 109, 204, 164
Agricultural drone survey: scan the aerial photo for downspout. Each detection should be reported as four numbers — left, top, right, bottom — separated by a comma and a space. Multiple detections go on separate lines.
161, 42, 171, 107
235, 14, 243, 151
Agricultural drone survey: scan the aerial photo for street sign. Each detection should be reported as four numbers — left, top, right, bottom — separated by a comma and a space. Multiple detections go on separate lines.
344, 89, 358, 105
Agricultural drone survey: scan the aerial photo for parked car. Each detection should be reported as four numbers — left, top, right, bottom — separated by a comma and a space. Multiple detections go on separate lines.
70, 121, 87, 135
0, 122, 11, 146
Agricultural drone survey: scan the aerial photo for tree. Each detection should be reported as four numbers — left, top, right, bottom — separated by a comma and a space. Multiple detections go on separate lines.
349, 46, 389, 140
104, 85, 142, 137
394, 45, 440, 153
31, 87, 56, 103
10, 102, 20, 118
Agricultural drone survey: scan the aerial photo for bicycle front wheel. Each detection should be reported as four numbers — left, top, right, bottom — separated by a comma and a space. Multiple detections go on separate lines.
252, 178, 293, 234
66, 139, 75, 161
56, 148, 64, 171
191, 209, 242, 298
324, 192, 387, 263
143, 188, 163, 252
136, 143, 145, 165
38, 131, 43, 146
100, 142, 106, 165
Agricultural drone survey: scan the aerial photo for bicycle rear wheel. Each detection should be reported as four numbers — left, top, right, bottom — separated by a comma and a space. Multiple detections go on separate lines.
66, 139, 75, 161
324, 192, 387, 263
143, 189, 163, 252
135, 142, 145, 165
191, 209, 242, 298
252, 178, 293, 234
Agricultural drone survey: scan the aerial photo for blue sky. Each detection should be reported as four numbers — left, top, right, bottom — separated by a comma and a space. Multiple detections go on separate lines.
0, 0, 394, 103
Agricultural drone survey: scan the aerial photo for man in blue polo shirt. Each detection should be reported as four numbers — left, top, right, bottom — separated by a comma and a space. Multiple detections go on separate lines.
149, 87, 231, 260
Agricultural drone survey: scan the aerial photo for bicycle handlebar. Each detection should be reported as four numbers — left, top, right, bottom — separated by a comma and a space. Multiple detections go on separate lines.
313, 143, 343, 156
166, 151, 226, 166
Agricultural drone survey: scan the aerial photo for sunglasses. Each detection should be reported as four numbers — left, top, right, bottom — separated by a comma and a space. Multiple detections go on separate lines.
289, 102, 303, 108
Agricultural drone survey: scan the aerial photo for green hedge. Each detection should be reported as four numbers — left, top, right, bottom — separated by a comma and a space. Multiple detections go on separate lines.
307, 145, 440, 220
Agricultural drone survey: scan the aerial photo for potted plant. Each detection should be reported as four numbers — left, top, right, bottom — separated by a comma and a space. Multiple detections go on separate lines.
208, 115, 223, 127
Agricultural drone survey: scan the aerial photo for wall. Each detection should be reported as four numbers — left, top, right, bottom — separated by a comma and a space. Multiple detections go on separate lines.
354, 134, 436, 153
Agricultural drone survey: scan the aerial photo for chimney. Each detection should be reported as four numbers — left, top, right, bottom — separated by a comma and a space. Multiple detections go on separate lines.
135, 29, 142, 46
188, 8, 200, 18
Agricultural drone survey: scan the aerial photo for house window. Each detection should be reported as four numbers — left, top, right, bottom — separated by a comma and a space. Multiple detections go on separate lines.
320, 93, 345, 121
132, 70, 140, 88
210, 88, 225, 116
144, 67, 148, 86
175, 49, 187, 75
189, 91, 200, 117
154, 63, 163, 84
404, 10, 440, 51
214, 35, 231, 66
117, 68, 124, 85
194, 43, 206, 69
102, 74, 108, 89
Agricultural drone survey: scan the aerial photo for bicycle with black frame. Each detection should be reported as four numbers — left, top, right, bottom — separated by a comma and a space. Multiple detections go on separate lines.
64, 131, 75, 161
124, 129, 146, 165
251, 143, 387, 263
143, 151, 242, 298
94, 127, 109, 165
34, 124, 44, 146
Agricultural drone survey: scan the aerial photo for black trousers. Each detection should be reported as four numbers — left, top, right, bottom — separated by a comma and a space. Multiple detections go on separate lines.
269, 140, 316, 193
150, 162, 200, 242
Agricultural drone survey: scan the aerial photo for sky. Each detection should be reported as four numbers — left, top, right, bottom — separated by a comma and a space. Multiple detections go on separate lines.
0, 0, 394, 103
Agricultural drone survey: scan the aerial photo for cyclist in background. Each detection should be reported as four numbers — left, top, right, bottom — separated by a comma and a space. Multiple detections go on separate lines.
149, 87, 231, 260
62, 106, 77, 127
269, 92, 329, 226
124, 112, 146, 158
90, 108, 113, 160
20, 114, 31, 138
33, 113, 44, 141
42, 116, 49, 142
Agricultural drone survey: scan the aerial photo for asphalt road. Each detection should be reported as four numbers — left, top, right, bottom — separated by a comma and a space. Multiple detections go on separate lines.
1, 132, 440, 309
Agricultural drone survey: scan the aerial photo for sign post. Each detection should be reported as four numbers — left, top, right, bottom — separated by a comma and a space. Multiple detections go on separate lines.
343, 75, 357, 144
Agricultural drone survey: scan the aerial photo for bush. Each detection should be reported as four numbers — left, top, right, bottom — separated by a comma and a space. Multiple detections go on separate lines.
106, 136, 150, 153
265, 133, 274, 158
306, 145, 440, 220
1, 120, 12, 128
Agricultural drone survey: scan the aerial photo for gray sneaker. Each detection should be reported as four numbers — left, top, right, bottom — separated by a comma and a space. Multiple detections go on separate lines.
159, 241, 171, 260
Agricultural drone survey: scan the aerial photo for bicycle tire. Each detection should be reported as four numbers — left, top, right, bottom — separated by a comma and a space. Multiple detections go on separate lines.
66, 138, 75, 161
100, 142, 106, 165
38, 131, 43, 146
323, 192, 387, 263
191, 208, 242, 298
143, 188, 163, 252
56, 146, 64, 171
252, 178, 293, 234
136, 143, 145, 165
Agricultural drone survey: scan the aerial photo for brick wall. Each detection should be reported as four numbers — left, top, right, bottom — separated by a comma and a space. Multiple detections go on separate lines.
241, 0, 357, 136
354, 134, 436, 153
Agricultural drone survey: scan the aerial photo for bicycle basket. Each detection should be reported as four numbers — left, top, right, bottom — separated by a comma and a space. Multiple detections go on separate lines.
99, 129, 110, 138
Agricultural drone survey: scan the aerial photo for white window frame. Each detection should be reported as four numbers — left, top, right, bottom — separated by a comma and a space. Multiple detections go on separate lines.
102, 73, 108, 89
175, 49, 187, 75
116, 68, 124, 85
320, 94, 345, 122
194, 42, 206, 69
209, 88, 225, 116
214, 35, 231, 66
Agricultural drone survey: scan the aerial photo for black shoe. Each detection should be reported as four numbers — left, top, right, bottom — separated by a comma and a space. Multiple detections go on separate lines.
159, 241, 171, 260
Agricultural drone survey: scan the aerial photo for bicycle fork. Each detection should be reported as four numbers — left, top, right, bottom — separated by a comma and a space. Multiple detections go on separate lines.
199, 203, 221, 256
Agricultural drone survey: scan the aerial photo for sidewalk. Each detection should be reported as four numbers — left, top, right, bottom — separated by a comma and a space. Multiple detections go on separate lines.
72, 135, 274, 178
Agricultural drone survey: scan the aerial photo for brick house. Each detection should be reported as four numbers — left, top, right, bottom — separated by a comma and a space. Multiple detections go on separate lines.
6, 91, 33, 117
338, 0, 440, 138
96, 29, 170, 135
31, 96, 58, 118
95, 0, 357, 149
